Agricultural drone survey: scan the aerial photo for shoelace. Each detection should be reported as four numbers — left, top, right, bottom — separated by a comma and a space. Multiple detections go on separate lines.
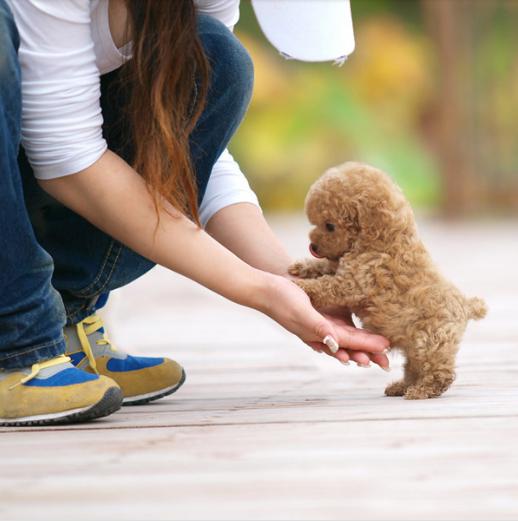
9, 355, 72, 390
75, 313, 118, 375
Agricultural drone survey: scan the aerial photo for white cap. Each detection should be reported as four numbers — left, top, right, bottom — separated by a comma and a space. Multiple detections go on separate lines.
250, 0, 355, 63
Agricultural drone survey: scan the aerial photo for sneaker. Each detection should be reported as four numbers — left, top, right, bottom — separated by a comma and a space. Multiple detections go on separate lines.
64, 312, 185, 405
0, 355, 122, 426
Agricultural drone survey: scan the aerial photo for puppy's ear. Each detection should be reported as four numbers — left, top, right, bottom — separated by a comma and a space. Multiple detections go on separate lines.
343, 198, 363, 234
359, 193, 414, 244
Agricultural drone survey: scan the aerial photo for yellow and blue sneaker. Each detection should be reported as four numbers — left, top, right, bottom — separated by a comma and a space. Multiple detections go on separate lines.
0, 355, 122, 426
64, 312, 185, 405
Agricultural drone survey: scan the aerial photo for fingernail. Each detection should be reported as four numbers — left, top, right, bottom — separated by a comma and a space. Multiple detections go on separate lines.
323, 335, 339, 354
357, 363, 371, 368
340, 360, 350, 366
383, 348, 390, 354
381, 366, 391, 372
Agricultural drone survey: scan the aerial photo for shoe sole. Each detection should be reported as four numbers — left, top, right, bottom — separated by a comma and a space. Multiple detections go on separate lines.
0, 386, 123, 427
123, 369, 186, 406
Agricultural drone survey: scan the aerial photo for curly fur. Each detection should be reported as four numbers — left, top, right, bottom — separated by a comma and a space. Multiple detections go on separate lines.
289, 162, 487, 399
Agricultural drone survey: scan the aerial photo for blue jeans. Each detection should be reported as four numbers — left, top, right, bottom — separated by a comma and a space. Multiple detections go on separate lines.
0, 5, 254, 369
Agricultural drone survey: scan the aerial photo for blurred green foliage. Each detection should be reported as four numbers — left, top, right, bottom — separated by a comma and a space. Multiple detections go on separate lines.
230, 1, 517, 213
231, 1, 439, 211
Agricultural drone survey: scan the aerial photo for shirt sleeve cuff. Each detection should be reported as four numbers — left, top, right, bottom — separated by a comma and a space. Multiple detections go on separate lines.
199, 148, 261, 227
200, 189, 261, 227
30, 141, 108, 180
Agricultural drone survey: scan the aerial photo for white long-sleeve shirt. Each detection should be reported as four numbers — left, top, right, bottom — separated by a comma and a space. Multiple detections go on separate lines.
6, 0, 259, 226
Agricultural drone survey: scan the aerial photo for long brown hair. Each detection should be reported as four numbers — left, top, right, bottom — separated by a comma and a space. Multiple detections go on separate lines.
123, 0, 210, 227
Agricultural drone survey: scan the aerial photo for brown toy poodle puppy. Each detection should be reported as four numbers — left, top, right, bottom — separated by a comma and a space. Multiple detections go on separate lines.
289, 162, 487, 399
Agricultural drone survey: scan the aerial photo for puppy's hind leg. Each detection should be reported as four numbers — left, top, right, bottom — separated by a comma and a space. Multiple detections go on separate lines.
385, 356, 419, 397
404, 340, 457, 400
385, 380, 407, 397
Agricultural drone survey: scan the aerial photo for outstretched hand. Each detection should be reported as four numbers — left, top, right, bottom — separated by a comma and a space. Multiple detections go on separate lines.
314, 306, 390, 370
261, 275, 390, 370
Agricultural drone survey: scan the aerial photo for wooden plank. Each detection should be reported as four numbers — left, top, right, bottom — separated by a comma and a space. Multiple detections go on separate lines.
1, 418, 517, 520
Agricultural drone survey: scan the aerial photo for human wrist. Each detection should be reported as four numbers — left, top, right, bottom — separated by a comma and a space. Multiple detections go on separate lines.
244, 269, 281, 315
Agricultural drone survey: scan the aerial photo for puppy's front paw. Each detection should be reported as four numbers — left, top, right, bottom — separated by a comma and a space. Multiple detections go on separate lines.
289, 259, 328, 279
288, 261, 304, 277
288, 260, 315, 279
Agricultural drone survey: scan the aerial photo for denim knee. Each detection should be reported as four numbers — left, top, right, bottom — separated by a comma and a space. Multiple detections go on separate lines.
197, 14, 254, 114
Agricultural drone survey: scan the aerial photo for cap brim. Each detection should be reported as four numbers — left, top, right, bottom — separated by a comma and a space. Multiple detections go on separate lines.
251, 0, 355, 62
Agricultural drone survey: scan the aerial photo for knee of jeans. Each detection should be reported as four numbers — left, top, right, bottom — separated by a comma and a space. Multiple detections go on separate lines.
197, 14, 254, 105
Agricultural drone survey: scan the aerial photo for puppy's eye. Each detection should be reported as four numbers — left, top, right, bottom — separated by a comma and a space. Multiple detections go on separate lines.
325, 222, 335, 232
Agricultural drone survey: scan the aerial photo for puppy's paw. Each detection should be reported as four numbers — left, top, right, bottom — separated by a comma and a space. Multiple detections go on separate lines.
404, 384, 443, 400
288, 260, 317, 279
288, 261, 305, 277
385, 380, 407, 397
404, 374, 454, 399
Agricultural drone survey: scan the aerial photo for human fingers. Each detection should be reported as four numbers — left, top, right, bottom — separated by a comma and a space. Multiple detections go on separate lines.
345, 350, 390, 370
308, 341, 324, 353
321, 312, 354, 328
333, 323, 389, 354
333, 348, 351, 364
320, 309, 355, 327
346, 350, 372, 367
307, 342, 351, 364
370, 352, 390, 371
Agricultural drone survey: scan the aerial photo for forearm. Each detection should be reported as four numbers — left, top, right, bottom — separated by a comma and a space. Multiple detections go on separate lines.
39, 150, 270, 309
205, 203, 293, 276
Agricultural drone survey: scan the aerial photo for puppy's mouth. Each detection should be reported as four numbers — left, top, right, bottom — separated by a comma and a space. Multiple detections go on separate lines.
309, 243, 325, 259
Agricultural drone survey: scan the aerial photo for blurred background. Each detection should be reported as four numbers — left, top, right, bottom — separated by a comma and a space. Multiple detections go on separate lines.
231, 0, 518, 217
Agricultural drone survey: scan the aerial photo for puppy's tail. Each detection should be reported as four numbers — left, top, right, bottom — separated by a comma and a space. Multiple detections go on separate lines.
466, 297, 487, 320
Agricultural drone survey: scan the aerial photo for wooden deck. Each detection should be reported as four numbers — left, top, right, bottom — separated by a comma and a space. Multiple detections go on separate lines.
1, 216, 517, 521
